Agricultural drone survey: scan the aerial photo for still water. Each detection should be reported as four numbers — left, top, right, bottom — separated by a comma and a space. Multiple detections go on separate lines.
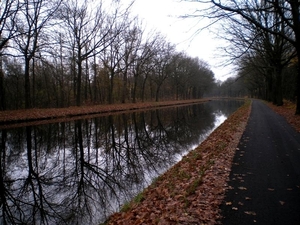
0, 100, 243, 224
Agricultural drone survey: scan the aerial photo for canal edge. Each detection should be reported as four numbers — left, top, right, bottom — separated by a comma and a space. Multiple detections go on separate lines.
103, 99, 252, 224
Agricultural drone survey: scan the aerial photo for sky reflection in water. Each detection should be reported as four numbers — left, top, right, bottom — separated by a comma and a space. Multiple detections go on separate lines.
0, 100, 243, 224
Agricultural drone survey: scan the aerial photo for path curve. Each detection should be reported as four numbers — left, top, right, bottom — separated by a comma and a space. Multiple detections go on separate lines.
220, 100, 300, 224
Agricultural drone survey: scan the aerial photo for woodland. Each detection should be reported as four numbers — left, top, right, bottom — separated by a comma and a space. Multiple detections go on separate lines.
0, 0, 299, 113
0, 0, 216, 111
186, 0, 300, 114
1, 1, 300, 224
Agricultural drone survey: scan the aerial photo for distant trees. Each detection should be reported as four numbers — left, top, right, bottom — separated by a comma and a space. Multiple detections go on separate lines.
168, 54, 215, 100
184, 0, 300, 113
0, 0, 215, 110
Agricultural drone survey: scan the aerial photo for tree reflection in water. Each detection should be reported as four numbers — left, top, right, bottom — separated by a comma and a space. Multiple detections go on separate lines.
0, 100, 243, 224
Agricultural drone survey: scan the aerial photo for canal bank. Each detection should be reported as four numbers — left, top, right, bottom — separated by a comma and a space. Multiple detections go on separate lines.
0, 99, 245, 224
103, 99, 252, 224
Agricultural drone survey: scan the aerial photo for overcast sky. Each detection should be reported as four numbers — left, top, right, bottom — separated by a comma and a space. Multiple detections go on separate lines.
122, 0, 234, 81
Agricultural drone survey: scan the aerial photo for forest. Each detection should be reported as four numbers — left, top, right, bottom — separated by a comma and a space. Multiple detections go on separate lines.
1, 0, 300, 113
0, 0, 216, 111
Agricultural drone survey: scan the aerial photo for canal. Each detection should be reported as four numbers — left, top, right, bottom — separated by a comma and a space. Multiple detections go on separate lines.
0, 100, 243, 224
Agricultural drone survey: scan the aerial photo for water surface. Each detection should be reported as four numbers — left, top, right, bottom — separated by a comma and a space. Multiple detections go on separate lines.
0, 100, 243, 224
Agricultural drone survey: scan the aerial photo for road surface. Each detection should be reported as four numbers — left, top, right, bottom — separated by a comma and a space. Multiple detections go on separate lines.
220, 100, 300, 224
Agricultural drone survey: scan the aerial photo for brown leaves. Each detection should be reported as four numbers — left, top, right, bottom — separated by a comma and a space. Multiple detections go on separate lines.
238, 186, 247, 191
103, 100, 252, 224
279, 201, 285, 205
266, 100, 300, 132
244, 211, 257, 216
0, 99, 208, 125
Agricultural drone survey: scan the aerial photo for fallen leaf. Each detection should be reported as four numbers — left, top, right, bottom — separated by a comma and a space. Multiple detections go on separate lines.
103, 101, 253, 225
279, 201, 285, 205
238, 186, 247, 190
244, 211, 256, 216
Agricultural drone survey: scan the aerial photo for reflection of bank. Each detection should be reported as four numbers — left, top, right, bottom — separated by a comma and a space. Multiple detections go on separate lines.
175, 110, 227, 162
213, 111, 227, 129
0, 100, 243, 224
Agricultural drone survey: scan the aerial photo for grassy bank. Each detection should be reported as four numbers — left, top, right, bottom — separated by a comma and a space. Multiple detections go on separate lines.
103, 99, 252, 224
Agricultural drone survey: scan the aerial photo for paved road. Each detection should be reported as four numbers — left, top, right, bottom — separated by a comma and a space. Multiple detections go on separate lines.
220, 100, 300, 224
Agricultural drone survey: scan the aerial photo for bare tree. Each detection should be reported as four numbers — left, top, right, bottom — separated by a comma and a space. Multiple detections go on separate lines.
221, 9, 295, 105
183, 0, 300, 113
0, 0, 19, 49
119, 23, 141, 103
0, 0, 20, 110
151, 40, 175, 101
59, 0, 130, 106
101, 26, 125, 104
13, 0, 62, 109
132, 32, 159, 103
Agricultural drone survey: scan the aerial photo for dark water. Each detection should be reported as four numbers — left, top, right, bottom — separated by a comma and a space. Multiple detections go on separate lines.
0, 100, 243, 225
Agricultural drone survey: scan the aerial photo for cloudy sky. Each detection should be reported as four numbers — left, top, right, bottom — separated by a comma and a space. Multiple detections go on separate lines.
122, 0, 234, 81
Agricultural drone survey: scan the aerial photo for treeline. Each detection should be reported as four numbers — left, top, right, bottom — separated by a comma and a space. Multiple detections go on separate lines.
210, 41, 298, 102
0, 0, 215, 110
210, 60, 297, 100
190, 0, 300, 113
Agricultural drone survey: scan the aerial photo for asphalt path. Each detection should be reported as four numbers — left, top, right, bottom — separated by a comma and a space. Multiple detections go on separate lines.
220, 100, 300, 224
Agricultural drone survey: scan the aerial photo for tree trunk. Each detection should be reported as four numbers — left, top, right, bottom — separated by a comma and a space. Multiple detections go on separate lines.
122, 69, 128, 103
32, 58, 36, 108
275, 67, 283, 106
294, 24, 300, 114
25, 58, 31, 109
141, 73, 150, 102
93, 54, 100, 104
72, 57, 76, 105
84, 58, 89, 102
290, 0, 300, 114
265, 75, 272, 101
76, 60, 82, 106
132, 74, 138, 103
296, 58, 300, 114
108, 70, 114, 104
155, 83, 161, 102
0, 64, 5, 111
